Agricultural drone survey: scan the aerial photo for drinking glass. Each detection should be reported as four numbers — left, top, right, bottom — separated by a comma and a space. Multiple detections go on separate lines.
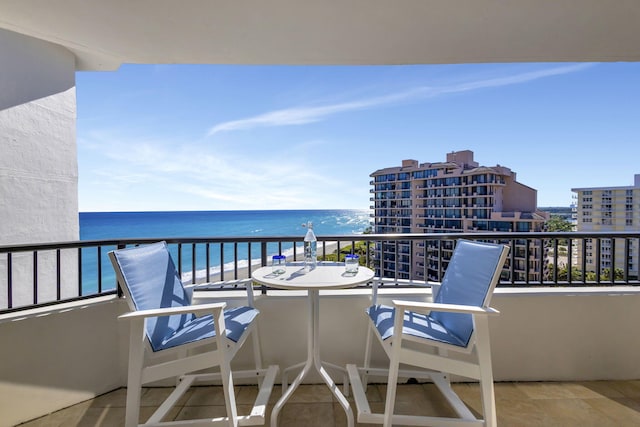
345, 254, 359, 274
272, 255, 286, 274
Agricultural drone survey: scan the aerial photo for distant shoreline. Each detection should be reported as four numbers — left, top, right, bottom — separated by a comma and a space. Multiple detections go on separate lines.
79, 208, 369, 215
192, 240, 345, 283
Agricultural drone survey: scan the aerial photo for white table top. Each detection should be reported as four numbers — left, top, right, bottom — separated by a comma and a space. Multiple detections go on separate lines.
252, 262, 374, 291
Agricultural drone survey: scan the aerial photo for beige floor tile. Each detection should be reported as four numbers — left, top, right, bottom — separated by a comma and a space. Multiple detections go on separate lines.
183, 385, 231, 406
342, 382, 383, 406
235, 384, 259, 405
374, 383, 460, 419
278, 402, 335, 427
496, 398, 552, 426
18, 404, 172, 427
17, 401, 94, 427
576, 380, 628, 398
174, 404, 253, 421
19, 381, 640, 426
515, 382, 582, 400
506, 398, 616, 427
602, 380, 640, 398
585, 397, 640, 425
363, 384, 384, 403
88, 388, 127, 408
281, 384, 334, 403
141, 386, 193, 407
493, 382, 534, 401
553, 382, 611, 399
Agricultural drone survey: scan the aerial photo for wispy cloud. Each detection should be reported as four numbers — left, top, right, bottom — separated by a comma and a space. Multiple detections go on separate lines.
79, 128, 344, 210
207, 96, 403, 136
207, 63, 594, 136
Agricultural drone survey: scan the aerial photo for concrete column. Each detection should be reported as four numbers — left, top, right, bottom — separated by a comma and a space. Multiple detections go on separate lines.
0, 29, 79, 308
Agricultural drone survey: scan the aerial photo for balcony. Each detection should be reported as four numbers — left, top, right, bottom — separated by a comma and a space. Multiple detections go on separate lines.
18, 380, 640, 426
2, 232, 640, 426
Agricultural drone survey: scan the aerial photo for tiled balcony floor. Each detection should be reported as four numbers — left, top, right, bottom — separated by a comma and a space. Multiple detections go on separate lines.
18, 380, 640, 426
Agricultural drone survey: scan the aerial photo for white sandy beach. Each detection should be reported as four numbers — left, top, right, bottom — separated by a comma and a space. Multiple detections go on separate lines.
189, 240, 347, 284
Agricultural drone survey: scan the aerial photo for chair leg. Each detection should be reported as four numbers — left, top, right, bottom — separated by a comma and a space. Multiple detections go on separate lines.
362, 324, 374, 391
175, 348, 187, 386
125, 320, 146, 427
383, 308, 405, 427
251, 326, 264, 388
475, 318, 497, 427
125, 362, 144, 427
220, 357, 239, 427
213, 308, 239, 427
383, 348, 400, 427
437, 347, 450, 386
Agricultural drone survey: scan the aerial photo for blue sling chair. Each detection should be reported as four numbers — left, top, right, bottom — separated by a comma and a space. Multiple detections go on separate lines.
109, 241, 278, 427
347, 239, 510, 427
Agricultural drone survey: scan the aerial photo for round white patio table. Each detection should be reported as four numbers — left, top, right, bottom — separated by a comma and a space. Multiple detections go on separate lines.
252, 262, 374, 427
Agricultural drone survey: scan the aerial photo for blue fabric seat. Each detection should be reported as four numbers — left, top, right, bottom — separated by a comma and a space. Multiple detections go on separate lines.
111, 241, 259, 352
367, 304, 468, 347
157, 305, 258, 351
367, 239, 508, 350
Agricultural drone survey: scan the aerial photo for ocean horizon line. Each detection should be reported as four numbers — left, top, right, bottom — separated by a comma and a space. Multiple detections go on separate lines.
79, 208, 370, 215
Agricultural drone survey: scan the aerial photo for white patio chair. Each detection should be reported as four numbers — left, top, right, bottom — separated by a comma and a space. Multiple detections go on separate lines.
347, 239, 510, 427
109, 241, 278, 427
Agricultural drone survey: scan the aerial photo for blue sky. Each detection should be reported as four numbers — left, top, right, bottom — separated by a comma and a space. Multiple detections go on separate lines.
77, 62, 640, 212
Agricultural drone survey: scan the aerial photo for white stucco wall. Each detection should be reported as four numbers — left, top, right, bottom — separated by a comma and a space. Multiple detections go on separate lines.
0, 29, 79, 308
2, 288, 640, 425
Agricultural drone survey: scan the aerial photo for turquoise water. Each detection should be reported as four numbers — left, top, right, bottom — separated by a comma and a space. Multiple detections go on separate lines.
80, 209, 370, 292
80, 210, 370, 239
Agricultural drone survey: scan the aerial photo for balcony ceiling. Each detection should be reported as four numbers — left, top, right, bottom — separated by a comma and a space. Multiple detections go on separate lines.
0, 0, 639, 71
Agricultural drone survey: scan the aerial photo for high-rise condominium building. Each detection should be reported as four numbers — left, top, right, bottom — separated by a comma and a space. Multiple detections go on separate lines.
370, 150, 548, 282
571, 175, 640, 279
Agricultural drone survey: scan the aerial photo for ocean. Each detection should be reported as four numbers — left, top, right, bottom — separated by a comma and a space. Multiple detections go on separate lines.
79, 209, 370, 291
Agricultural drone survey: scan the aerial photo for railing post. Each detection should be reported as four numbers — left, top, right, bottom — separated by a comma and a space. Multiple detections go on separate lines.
33, 250, 38, 305
7, 252, 12, 309
56, 249, 61, 300
191, 244, 197, 285
116, 243, 127, 297
97, 246, 103, 293
260, 241, 268, 295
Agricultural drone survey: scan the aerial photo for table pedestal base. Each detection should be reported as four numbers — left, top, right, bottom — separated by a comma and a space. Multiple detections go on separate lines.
270, 289, 354, 427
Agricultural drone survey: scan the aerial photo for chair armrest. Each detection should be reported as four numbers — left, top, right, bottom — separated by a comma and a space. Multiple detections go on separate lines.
118, 301, 227, 321
392, 299, 499, 316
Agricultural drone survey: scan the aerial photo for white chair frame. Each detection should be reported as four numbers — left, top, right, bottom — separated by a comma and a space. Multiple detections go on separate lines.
110, 249, 278, 427
347, 241, 509, 427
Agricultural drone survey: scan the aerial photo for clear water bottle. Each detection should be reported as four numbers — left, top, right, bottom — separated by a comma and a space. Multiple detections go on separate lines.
303, 221, 317, 271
